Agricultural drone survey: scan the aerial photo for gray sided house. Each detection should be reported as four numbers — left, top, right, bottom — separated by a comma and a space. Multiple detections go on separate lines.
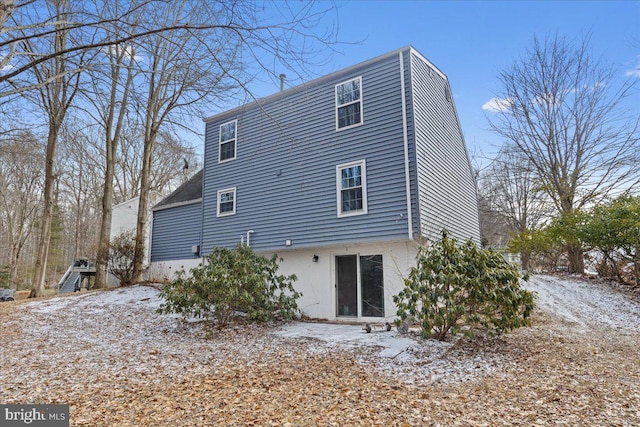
149, 46, 480, 320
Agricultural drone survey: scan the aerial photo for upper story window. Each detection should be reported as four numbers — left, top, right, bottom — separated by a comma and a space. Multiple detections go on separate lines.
335, 77, 363, 130
217, 187, 236, 217
336, 160, 367, 217
219, 120, 237, 163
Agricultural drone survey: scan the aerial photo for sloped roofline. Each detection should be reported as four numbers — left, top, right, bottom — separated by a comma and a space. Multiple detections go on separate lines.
152, 169, 203, 211
203, 45, 447, 123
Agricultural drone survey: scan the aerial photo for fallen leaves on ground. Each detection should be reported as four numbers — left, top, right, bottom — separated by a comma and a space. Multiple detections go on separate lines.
1, 280, 639, 426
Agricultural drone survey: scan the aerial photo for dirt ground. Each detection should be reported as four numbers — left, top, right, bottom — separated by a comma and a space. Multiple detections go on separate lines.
1, 275, 639, 426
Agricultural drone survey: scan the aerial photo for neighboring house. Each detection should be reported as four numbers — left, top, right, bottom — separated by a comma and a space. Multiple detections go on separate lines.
149, 46, 480, 321
110, 198, 141, 240
110, 193, 160, 283
502, 252, 522, 267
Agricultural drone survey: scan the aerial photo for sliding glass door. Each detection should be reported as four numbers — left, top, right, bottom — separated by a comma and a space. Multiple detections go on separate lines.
335, 254, 384, 318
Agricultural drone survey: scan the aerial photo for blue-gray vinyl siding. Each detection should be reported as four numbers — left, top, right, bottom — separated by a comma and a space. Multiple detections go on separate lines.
202, 52, 411, 253
150, 202, 202, 261
409, 52, 481, 243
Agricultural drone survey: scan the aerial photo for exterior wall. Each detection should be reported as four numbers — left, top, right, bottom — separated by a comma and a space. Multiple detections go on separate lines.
149, 240, 418, 320
201, 51, 412, 255
265, 240, 418, 320
110, 198, 139, 239
409, 51, 481, 244
150, 201, 202, 262
148, 257, 203, 283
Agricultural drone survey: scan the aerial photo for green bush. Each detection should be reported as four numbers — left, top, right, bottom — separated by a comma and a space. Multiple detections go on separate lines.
394, 230, 535, 340
158, 244, 301, 328
578, 195, 640, 285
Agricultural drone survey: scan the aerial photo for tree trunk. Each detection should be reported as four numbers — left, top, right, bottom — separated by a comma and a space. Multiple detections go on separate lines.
130, 132, 155, 284
520, 251, 531, 272
30, 130, 58, 297
567, 243, 584, 274
93, 136, 116, 289
8, 245, 19, 290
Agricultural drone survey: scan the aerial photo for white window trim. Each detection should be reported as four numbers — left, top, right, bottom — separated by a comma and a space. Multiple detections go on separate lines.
335, 76, 363, 131
218, 119, 237, 163
336, 159, 368, 218
217, 187, 236, 217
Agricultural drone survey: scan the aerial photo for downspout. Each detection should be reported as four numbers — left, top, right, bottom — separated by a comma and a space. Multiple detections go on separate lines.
246, 230, 255, 247
399, 51, 414, 240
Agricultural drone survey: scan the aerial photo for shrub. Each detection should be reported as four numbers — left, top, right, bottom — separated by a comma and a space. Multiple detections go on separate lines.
579, 195, 640, 286
158, 244, 301, 328
506, 227, 565, 272
394, 230, 535, 340
108, 230, 136, 286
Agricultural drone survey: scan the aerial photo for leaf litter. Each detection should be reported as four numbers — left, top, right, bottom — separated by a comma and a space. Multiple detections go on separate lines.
1, 275, 639, 426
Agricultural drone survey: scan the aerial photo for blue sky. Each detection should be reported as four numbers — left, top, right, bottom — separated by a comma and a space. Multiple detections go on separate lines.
250, 0, 640, 163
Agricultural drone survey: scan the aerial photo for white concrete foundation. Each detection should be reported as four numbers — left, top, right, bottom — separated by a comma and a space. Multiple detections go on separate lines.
149, 240, 419, 321
148, 258, 203, 283
271, 240, 418, 321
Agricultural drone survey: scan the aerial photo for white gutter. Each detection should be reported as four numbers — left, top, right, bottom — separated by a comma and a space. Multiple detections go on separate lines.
399, 51, 414, 240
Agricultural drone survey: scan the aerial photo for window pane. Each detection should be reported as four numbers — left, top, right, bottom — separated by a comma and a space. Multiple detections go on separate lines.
352, 79, 360, 99
343, 86, 353, 104
220, 141, 235, 161
220, 201, 234, 213
220, 122, 235, 141
361, 255, 384, 317
341, 188, 363, 212
337, 79, 361, 106
338, 103, 361, 128
341, 166, 361, 189
338, 107, 348, 128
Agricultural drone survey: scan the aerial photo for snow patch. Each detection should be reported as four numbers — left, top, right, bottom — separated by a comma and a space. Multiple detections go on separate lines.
5, 274, 638, 397
525, 275, 640, 333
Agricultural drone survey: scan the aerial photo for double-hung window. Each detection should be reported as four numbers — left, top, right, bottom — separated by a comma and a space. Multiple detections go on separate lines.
336, 160, 367, 217
219, 120, 237, 162
335, 77, 363, 130
217, 187, 236, 217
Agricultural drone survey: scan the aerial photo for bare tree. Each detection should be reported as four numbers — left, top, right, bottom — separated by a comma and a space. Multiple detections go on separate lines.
478, 145, 551, 269
11, 0, 86, 297
113, 126, 197, 204
129, 0, 338, 284
77, 0, 141, 289
128, 0, 234, 283
57, 123, 103, 260
0, 0, 15, 34
1, 0, 232, 98
2, 0, 339, 289
0, 130, 43, 289
487, 34, 640, 273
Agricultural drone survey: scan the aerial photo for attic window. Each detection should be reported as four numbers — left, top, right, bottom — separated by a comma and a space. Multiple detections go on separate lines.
219, 120, 237, 163
335, 77, 363, 130
445, 86, 451, 102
